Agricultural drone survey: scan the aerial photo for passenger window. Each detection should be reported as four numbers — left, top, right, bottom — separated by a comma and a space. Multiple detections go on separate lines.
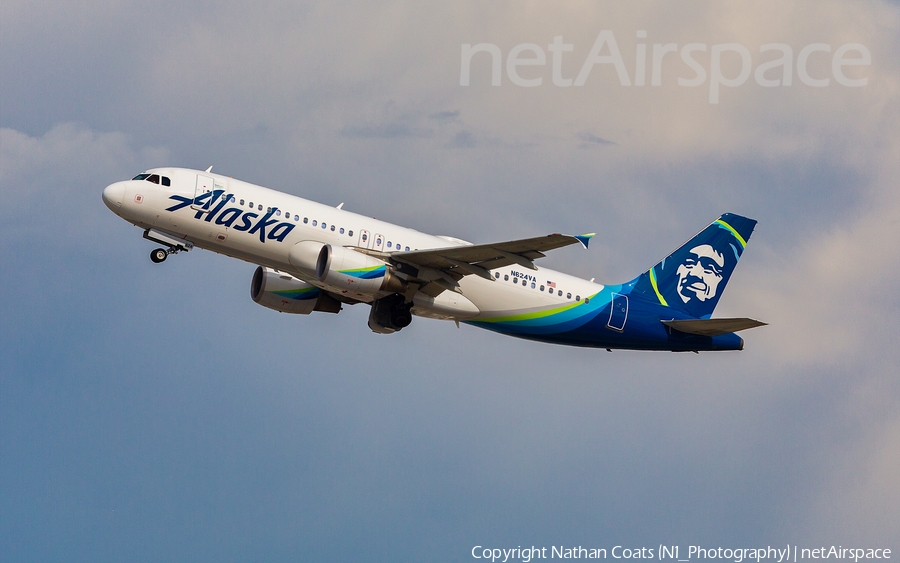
340, 228, 344, 234
258, 204, 262, 211
295, 215, 299, 221
362, 233, 367, 241
249, 201, 254, 208
531, 283, 536, 289
349, 230, 354, 237
387, 242, 392, 248
495, 272, 500, 279
147, 174, 160, 184
230, 196, 235, 203
513, 278, 518, 284
276, 210, 281, 216
312, 220, 317, 226
405, 246, 409, 251
504, 275, 509, 281
540, 285, 544, 291
240, 199, 245, 205
331, 225, 335, 231
567, 293, 572, 299
576, 295, 581, 301
558, 290, 563, 296
585, 298, 590, 304
162, 176, 171, 186
303, 218, 308, 224
321, 223, 326, 229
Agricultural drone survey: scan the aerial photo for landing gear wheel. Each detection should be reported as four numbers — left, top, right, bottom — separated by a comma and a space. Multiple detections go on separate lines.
150, 248, 168, 263
391, 303, 413, 328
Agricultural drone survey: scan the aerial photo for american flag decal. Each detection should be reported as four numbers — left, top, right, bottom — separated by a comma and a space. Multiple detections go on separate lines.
547, 281, 556, 288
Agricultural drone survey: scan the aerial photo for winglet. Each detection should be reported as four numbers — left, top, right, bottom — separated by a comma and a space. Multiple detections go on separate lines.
574, 233, 595, 249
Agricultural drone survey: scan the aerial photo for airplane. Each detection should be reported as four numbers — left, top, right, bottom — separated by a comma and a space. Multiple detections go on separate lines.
102, 167, 765, 352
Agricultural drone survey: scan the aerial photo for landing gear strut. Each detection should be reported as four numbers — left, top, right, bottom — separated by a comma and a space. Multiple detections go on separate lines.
150, 248, 169, 263
143, 229, 193, 264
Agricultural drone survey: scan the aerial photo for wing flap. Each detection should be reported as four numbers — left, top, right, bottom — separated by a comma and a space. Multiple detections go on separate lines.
392, 233, 586, 272
350, 233, 589, 296
661, 318, 767, 337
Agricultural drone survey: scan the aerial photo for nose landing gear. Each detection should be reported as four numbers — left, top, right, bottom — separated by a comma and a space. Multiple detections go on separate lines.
150, 248, 171, 263
143, 229, 193, 264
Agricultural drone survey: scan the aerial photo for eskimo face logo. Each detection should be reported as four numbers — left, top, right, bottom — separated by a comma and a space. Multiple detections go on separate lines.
165, 190, 295, 243
675, 244, 724, 303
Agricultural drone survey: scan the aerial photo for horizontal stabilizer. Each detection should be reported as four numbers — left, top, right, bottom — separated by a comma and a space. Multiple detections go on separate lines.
662, 318, 767, 337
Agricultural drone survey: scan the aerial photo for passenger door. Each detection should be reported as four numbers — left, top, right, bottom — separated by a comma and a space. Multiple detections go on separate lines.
192, 174, 214, 211
607, 293, 628, 332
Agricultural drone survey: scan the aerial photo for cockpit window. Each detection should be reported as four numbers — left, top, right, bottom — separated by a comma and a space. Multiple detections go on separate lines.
133, 173, 170, 186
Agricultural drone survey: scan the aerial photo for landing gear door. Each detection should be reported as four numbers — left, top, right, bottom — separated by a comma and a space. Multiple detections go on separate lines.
607, 293, 628, 332
192, 175, 214, 211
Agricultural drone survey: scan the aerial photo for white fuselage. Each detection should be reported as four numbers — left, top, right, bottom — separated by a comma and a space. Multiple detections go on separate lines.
102, 167, 602, 322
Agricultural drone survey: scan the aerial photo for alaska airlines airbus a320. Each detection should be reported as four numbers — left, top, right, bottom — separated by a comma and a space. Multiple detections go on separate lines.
102, 167, 765, 351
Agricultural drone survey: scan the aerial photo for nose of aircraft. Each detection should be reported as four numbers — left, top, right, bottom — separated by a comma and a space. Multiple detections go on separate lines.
102, 182, 125, 210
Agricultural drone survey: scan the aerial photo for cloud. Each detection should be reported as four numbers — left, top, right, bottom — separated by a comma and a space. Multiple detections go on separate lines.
2, 1, 899, 560
429, 110, 460, 121
0, 123, 169, 243
578, 132, 618, 148
340, 122, 434, 139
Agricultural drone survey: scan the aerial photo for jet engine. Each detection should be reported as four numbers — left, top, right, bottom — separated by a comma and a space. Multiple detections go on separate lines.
288, 241, 406, 295
250, 266, 341, 314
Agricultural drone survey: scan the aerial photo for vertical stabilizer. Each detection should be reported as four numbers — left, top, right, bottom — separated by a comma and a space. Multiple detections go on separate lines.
631, 213, 757, 318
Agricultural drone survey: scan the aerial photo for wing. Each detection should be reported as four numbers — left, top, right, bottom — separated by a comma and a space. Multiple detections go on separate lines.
355, 233, 593, 296
661, 318, 767, 337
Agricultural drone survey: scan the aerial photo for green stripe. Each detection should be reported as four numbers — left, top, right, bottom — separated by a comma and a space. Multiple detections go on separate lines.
650, 267, 668, 307
275, 287, 316, 295
478, 292, 598, 323
715, 219, 747, 249
339, 265, 384, 274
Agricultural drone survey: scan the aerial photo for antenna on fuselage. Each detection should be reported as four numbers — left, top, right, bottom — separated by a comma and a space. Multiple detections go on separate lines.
205, 166, 213, 173
336, 202, 344, 209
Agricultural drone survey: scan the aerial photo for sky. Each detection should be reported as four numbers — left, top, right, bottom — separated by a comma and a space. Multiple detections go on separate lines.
2, 1, 899, 561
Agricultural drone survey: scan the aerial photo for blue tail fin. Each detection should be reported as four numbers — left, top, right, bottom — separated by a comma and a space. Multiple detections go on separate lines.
631, 213, 757, 319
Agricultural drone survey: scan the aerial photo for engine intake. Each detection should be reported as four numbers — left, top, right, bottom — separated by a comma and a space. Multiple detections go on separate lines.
250, 266, 341, 314
289, 241, 406, 295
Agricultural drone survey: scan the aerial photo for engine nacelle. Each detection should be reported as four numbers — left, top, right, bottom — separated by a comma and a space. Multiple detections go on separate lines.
289, 240, 406, 296
250, 266, 341, 314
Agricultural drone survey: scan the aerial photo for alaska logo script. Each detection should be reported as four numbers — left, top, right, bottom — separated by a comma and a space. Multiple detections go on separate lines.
165, 190, 295, 243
